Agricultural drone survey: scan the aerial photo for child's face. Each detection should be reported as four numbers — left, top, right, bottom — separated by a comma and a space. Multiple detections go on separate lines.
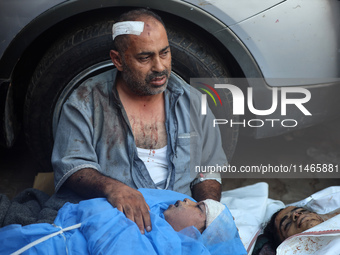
275, 206, 324, 241
164, 198, 206, 232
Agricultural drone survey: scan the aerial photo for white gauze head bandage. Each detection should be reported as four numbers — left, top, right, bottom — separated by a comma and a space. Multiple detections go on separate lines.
203, 199, 226, 228
112, 21, 144, 41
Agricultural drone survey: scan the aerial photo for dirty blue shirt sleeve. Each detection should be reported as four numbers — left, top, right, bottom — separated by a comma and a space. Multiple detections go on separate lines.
52, 98, 101, 192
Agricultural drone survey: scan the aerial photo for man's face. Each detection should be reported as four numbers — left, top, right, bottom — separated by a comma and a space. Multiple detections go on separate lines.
119, 17, 172, 96
275, 206, 324, 241
164, 198, 206, 232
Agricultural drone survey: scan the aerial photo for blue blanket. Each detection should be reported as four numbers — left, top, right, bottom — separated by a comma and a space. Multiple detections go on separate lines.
1, 189, 246, 254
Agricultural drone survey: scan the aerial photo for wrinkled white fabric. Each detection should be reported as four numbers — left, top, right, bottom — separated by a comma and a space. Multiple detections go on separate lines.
277, 186, 340, 255
221, 182, 284, 254
112, 21, 144, 41
203, 199, 225, 227
288, 186, 340, 214
277, 214, 340, 255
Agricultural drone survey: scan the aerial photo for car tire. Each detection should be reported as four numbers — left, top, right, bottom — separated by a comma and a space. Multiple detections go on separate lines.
24, 19, 238, 171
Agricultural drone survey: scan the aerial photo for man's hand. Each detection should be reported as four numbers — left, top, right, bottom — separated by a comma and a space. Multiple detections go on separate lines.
65, 168, 152, 234
105, 183, 152, 234
191, 179, 222, 202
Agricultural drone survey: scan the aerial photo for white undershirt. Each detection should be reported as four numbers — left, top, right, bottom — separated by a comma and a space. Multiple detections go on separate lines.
137, 146, 168, 188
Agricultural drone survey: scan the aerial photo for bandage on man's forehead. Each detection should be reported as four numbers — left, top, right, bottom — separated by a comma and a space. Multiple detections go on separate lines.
112, 21, 145, 41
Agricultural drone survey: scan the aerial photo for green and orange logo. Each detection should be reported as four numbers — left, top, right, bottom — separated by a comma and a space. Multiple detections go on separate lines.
196, 82, 223, 115
197, 82, 223, 107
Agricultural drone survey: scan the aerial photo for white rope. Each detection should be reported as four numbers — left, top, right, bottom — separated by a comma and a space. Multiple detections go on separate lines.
11, 223, 82, 255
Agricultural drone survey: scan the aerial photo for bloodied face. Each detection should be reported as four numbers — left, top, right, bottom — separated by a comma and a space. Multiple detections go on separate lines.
275, 206, 324, 241
163, 198, 206, 233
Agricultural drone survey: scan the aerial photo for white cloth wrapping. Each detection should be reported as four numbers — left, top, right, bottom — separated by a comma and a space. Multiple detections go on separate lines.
203, 199, 226, 227
221, 182, 284, 254
276, 186, 340, 255
112, 21, 144, 41
218, 184, 340, 255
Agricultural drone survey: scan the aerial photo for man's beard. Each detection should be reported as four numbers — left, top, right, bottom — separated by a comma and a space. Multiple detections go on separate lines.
121, 61, 171, 96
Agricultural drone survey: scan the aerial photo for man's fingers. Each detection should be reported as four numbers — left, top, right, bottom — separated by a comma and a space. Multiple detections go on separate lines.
116, 204, 124, 213
123, 205, 134, 222
134, 213, 145, 234
107, 187, 152, 233
122, 204, 150, 234
142, 206, 152, 232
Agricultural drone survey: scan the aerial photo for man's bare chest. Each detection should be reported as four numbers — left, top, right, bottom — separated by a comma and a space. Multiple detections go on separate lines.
117, 86, 167, 149
128, 113, 167, 149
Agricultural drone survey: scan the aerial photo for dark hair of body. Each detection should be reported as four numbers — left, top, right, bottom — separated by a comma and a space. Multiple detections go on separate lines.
263, 208, 284, 250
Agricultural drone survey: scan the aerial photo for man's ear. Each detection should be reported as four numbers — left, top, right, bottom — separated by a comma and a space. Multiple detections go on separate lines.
110, 50, 123, 71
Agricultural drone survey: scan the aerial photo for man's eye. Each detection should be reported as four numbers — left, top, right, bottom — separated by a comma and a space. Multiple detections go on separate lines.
139, 56, 149, 61
161, 51, 169, 57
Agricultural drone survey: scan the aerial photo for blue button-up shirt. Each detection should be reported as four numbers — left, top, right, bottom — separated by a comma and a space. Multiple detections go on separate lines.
52, 69, 226, 196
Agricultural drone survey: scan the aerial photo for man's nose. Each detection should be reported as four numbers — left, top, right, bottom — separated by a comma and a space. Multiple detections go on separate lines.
152, 56, 165, 72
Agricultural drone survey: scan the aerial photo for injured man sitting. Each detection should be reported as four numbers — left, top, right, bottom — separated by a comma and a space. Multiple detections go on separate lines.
1, 189, 246, 255
262, 186, 340, 255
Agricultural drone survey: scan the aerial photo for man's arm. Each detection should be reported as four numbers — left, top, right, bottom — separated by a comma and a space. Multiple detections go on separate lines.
64, 168, 152, 234
191, 179, 221, 202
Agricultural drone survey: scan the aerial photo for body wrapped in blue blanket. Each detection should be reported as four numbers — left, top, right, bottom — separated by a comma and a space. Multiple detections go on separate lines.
1, 189, 246, 255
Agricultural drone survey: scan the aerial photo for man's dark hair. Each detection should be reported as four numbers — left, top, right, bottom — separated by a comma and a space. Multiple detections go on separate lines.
113, 8, 166, 53
262, 208, 284, 250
